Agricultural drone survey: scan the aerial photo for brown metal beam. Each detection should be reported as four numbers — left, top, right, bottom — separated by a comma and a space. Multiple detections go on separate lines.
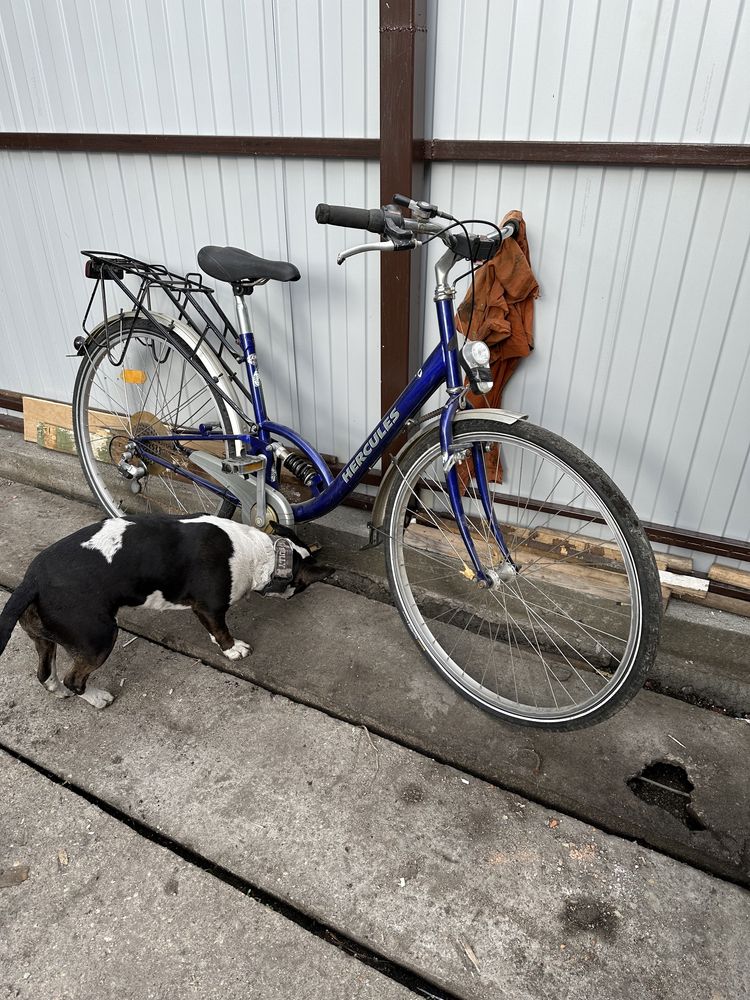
642, 522, 750, 563
0, 132, 379, 159
0, 390, 22, 412
0, 414, 23, 433
424, 139, 750, 169
3, 133, 748, 169
379, 0, 426, 463
1, 379, 747, 563
0, 391, 23, 434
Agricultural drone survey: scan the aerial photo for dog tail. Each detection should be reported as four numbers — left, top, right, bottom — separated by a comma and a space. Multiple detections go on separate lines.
0, 576, 37, 658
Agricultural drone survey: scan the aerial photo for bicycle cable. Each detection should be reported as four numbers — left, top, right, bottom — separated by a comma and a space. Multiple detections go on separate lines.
415, 216, 505, 352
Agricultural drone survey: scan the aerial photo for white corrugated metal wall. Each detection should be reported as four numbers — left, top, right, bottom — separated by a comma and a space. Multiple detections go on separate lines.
0, 0, 748, 563
0, 0, 381, 463
419, 0, 750, 566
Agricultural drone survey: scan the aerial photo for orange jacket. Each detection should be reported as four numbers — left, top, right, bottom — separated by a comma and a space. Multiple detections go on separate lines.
455, 210, 538, 483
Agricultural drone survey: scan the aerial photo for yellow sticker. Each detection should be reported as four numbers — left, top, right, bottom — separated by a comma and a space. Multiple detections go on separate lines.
120, 369, 147, 384
461, 562, 476, 581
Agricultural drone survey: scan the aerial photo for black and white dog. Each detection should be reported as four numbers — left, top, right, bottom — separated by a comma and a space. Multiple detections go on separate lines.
0, 515, 331, 709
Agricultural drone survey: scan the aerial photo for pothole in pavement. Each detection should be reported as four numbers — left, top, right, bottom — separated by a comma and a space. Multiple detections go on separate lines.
627, 760, 707, 831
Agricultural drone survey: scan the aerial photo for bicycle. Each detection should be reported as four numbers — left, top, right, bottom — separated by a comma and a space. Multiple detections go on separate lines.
72, 194, 662, 730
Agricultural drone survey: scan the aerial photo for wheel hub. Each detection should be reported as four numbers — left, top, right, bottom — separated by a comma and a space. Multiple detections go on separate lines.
479, 562, 517, 588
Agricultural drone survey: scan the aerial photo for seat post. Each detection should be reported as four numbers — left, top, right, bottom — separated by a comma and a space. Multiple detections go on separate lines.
232, 286, 269, 427
233, 284, 253, 340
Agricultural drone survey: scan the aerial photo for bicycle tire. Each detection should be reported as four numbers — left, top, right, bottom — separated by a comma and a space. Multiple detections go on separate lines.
73, 320, 238, 519
383, 417, 662, 730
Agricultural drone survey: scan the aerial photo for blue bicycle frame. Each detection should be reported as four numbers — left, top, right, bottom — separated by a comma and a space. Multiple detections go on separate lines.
138, 259, 512, 583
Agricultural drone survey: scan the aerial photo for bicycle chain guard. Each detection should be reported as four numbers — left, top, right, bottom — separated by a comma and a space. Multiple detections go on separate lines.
187, 450, 294, 529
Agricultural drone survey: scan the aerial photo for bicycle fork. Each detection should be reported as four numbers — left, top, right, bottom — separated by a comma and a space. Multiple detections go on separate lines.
439, 397, 518, 588
433, 256, 517, 589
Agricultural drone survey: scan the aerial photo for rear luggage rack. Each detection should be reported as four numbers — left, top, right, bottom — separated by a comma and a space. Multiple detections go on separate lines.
79, 250, 258, 422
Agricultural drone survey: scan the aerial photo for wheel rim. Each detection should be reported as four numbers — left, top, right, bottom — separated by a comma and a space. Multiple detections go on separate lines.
387, 429, 644, 725
75, 327, 236, 517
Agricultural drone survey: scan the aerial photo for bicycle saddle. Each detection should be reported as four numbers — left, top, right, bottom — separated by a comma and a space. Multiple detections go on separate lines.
197, 245, 300, 285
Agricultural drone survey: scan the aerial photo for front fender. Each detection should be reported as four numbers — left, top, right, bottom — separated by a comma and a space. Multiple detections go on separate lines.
367, 407, 526, 541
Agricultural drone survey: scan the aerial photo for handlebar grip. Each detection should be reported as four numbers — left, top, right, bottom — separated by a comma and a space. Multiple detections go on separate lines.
315, 203, 385, 234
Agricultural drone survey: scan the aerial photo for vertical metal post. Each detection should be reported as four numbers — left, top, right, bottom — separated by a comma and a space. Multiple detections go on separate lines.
379, 0, 426, 466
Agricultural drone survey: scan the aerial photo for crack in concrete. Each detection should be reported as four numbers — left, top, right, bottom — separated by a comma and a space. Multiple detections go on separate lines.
0, 740, 457, 1000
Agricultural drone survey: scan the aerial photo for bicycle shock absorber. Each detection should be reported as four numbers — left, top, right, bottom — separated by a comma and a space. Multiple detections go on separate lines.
277, 448, 318, 487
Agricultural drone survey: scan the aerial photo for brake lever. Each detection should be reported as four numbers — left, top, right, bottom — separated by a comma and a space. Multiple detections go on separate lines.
337, 240, 415, 265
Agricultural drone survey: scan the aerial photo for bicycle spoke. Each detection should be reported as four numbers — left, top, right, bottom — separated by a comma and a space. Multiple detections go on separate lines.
515, 573, 628, 654
75, 327, 231, 519
502, 580, 602, 691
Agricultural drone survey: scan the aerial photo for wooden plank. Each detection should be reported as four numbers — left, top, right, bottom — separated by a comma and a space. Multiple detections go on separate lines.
34, 422, 112, 462
24, 397, 72, 441
23, 397, 121, 442
658, 570, 709, 601
657, 552, 694, 574
680, 590, 750, 619
708, 562, 750, 593
405, 521, 705, 608
24, 397, 227, 460
404, 522, 632, 603
434, 516, 693, 574
33, 419, 227, 466
36, 422, 77, 455
502, 524, 691, 574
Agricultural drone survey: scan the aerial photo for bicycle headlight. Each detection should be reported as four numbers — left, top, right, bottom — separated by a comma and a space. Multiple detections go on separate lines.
462, 341, 491, 368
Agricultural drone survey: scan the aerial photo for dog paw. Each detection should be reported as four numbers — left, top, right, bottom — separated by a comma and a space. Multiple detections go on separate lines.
44, 678, 73, 699
222, 639, 252, 660
79, 687, 115, 710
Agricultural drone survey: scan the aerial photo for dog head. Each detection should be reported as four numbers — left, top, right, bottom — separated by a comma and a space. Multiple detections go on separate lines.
259, 524, 334, 599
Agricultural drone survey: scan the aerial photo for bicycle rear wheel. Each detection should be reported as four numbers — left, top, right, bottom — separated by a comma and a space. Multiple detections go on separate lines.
73, 321, 238, 518
383, 417, 662, 730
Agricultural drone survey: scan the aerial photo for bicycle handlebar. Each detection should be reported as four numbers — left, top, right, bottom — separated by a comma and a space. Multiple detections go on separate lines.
315, 196, 520, 266
315, 203, 385, 234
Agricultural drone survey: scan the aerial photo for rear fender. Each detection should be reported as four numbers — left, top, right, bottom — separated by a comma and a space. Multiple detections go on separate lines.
79, 311, 247, 447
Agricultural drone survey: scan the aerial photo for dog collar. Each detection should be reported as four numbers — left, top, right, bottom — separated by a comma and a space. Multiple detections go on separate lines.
272, 537, 294, 582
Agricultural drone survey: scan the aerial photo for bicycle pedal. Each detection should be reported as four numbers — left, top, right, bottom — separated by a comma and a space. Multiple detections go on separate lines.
189, 449, 264, 477
220, 455, 266, 476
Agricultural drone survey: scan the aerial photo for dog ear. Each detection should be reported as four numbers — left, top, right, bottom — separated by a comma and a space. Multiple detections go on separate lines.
294, 562, 334, 588
270, 522, 310, 551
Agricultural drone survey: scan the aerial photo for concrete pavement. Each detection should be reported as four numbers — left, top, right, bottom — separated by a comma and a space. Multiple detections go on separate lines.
0, 478, 748, 885
1, 604, 748, 999
0, 753, 418, 1000
1, 446, 749, 998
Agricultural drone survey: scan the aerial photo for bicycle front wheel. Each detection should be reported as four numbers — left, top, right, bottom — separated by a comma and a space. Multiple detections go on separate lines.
73, 321, 238, 518
383, 418, 662, 730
